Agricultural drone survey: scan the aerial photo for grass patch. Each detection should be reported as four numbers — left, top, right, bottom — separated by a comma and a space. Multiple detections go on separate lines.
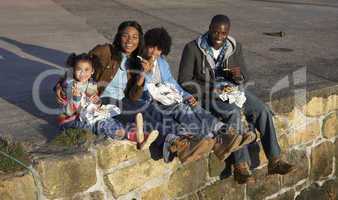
0, 137, 31, 173
51, 128, 96, 148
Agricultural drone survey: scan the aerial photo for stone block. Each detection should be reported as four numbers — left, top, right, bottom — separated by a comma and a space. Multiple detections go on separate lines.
310, 141, 334, 181
141, 186, 167, 200
281, 149, 308, 187
302, 97, 326, 117
181, 193, 199, 200
104, 158, 178, 198
335, 139, 338, 177
197, 178, 245, 200
208, 152, 225, 177
287, 120, 320, 146
326, 94, 338, 113
273, 115, 289, 136
322, 111, 337, 139
72, 191, 105, 200
278, 134, 290, 151
95, 140, 149, 170
0, 173, 37, 200
271, 189, 295, 200
35, 153, 97, 199
166, 158, 208, 199
247, 167, 281, 200
296, 180, 337, 200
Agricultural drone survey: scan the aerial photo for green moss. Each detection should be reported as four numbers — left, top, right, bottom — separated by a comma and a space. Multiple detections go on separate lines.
51, 128, 96, 148
0, 138, 31, 173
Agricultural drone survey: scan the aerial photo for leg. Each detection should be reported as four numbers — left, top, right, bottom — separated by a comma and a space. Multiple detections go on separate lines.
243, 90, 295, 175
243, 90, 281, 159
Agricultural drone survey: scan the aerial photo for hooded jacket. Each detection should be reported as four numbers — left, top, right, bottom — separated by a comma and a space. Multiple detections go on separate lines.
178, 35, 249, 101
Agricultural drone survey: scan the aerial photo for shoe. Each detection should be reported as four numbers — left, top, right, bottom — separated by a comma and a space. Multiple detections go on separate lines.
171, 136, 215, 164
234, 163, 256, 184
136, 113, 144, 147
231, 131, 257, 152
213, 131, 243, 161
268, 158, 296, 175
139, 130, 159, 150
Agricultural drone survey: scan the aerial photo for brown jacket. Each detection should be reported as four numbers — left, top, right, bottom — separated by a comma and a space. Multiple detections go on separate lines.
88, 43, 143, 100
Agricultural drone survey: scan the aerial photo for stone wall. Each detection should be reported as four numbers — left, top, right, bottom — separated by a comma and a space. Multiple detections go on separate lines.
1, 86, 337, 200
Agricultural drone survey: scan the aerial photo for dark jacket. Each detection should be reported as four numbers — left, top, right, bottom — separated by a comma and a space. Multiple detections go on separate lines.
178, 35, 249, 101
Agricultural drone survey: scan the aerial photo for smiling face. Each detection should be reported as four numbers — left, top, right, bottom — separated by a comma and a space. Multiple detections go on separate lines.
74, 60, 94, 83
208, 22, 230, 50
120, 26, 140, 55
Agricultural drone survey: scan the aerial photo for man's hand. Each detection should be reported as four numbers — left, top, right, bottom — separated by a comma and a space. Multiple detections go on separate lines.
186, 96, 198, 107
55, 82, 66, 105
230, 66, 241, 81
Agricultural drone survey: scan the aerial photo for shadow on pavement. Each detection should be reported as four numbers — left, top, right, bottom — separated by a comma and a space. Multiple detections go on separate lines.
0, 37, 70, 140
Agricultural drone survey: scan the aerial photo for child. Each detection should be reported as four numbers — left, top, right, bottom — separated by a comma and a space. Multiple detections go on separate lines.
57, 53, 158, 149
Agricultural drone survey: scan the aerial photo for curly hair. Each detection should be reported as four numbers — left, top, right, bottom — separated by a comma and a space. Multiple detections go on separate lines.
144, 27, 172, 56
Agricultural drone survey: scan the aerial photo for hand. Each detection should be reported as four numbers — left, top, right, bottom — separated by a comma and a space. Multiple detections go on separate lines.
55, 82, 66, 105
212, 88, 223, 94
141, 56, 155, 73
72, 82, 81, 97
187, 96, 198, 107
230, 66, 241, 80
89, 95, 101, 104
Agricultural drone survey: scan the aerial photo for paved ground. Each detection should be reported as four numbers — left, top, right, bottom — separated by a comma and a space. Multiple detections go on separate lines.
0, 0, 337, 147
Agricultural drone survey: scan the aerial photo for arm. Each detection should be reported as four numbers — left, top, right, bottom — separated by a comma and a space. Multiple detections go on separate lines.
161, 58, 191, 99
125, 58, 145, 102
178, 43, 206, 98
230, 42, 249, 83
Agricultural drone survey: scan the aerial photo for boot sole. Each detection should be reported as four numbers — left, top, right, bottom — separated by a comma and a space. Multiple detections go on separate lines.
214, 135, 243, 161
231, 131, 257, 153
136, 113, 144, 148
179, 138, 215, 164
140, 130, 159, 150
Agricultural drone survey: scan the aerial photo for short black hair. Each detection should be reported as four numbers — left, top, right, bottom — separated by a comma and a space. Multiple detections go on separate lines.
113, 20, 144, 58
144, 27, 172, 56
210, 14, 231, 26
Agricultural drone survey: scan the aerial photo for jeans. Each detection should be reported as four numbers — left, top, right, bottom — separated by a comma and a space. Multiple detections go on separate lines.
209, 90, 281, 164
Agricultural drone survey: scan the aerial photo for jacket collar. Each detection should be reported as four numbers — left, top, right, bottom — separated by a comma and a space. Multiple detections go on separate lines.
196, 33, 237, 69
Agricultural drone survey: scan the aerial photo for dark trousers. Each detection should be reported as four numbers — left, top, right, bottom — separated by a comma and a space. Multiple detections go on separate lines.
209, 90, 281, 165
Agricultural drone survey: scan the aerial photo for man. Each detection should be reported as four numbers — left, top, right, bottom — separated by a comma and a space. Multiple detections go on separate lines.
178, 15, 295, 184
128, 27, 256, 164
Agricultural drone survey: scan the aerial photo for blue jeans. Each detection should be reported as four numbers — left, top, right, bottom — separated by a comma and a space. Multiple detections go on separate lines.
209, 90, 281, 165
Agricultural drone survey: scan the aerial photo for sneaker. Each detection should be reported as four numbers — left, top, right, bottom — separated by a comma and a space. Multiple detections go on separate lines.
234, 163, 256, 184
171, 136, 215, 164
135, 113, 144, 146
268, 158, 296, 175
139, 130, 159, 150
213, 132, 243, 161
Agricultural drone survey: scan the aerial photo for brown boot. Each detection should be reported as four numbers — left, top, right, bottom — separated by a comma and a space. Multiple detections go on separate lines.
268, 158, 296, 175
234, 163, 256, 184
213, 132, 242, 161
230, 131, 257, 153
171, 136, 215, 164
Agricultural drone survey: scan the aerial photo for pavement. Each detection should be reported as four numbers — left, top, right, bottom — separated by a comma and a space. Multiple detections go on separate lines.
0, 0, 337, 147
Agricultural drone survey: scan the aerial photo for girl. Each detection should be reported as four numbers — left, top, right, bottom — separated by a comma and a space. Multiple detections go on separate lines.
57, 53, 158, 150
